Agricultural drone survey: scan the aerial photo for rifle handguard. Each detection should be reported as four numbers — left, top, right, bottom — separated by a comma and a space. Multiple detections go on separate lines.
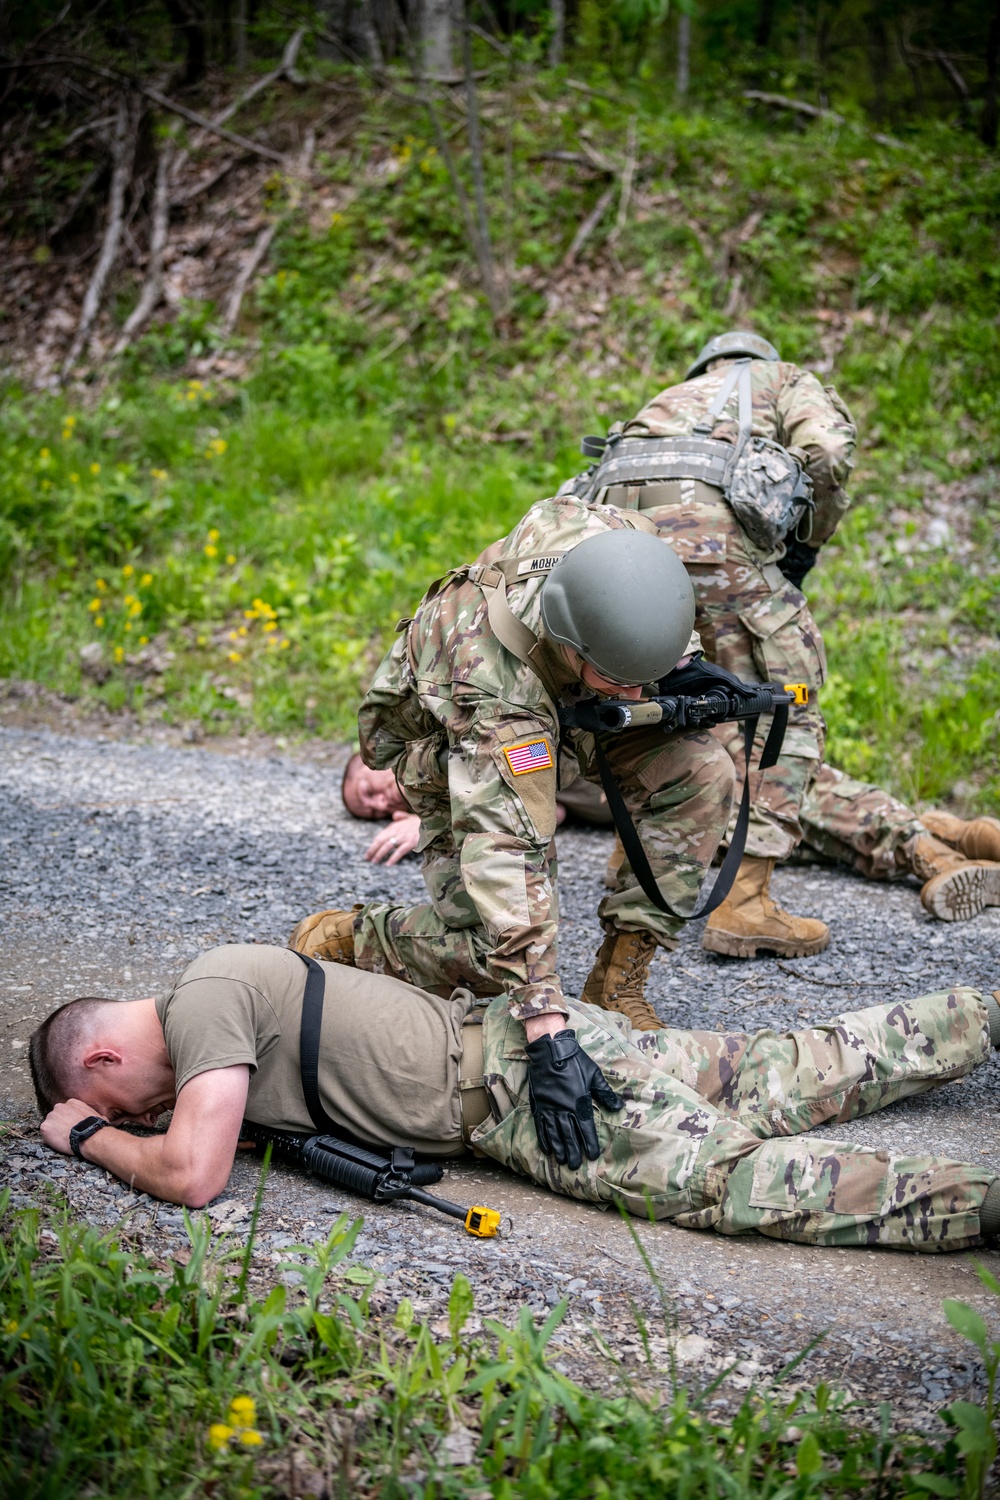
558, 682, 806, 735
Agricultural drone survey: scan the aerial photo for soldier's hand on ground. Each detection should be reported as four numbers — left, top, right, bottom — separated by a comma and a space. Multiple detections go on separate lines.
526, 1029, 625, 1170
364, 811, 420, 865
41, 1099, 101, 1155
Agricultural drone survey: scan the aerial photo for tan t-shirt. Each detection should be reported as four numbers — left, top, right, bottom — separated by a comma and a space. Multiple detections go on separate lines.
155, 944, 472, 1155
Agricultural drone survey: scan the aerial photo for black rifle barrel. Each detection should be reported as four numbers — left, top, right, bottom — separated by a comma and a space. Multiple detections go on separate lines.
558, 684, 794, 735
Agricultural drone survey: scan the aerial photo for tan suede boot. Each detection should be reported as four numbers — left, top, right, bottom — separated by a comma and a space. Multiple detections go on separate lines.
581, 929, 661, 1030
288, 904, 362, 963
603, 835, 626, 890
906, 835, 1000, 922
702, 856, 830, 958
920, 810, 1000, 864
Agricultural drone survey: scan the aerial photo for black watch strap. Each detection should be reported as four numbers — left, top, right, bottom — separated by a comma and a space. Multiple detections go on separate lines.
70, 1115, 110, 1159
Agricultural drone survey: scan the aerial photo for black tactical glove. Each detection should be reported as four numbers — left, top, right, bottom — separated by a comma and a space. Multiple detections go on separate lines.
778, 539, 820, 590
526, 1028, 625, 1170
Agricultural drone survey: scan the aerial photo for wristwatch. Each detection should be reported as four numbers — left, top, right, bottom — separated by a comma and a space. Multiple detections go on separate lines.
69, 1115, 110, 1160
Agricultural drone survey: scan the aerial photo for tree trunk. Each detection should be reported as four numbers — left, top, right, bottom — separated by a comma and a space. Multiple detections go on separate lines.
359, 0, 385, 68
422, 0, 453, 77
164, 0, 207, 86
548, 0, 565, 65
984, 0, 1000, 147
676, 9, 690, 98
235, 0, 247, 70
754, 0, 776, 51
866, 6, 889, 123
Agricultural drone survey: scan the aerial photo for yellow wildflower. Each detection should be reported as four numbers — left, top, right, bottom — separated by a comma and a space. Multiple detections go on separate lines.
95, 616, 105, 628
122, 564, 135, 578
124, 622, 132, 632
139, 635, 148, 645
226, 553, 236, 565
70, 473, 79, 483
209, 528, 221, 541
237, 1429, 263, 1448
204, 545, 218, 558
151, 468, 168, 481
244, 609, 258, 620
96, 579, 107, 592
64, 415, 76, 426
263, 621, 277, 633
208, 1423, 233, 1451
140, 573, 153, 587
228, 651, 242, 663
114, 646, 124, 663
88, 599, 101, 613
279, 639, 290, 650
4, 1319, 17, 1334
90, 463, 100, 476
196, 635, 208, 646
228, 1395, 256, 1426
40, 447, 50, 459
206, 439, 227, 458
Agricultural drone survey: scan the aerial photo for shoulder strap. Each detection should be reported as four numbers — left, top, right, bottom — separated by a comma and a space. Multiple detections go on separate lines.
293, 951, 339, 1133
470, 563, 564, 705
691, 357, 750, 438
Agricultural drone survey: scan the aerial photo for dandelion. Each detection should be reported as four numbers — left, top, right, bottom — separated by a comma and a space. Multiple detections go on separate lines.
205, 439, 227, 458
229, 1396, 256, 1427
41, 479, 51, 491
88, 599, 101, 613
96, 578, 107, 592
70, 472, 79, 483
196, 634, 208, 646
228, 630, 239, 641
263, 621, 277, 633
125, 622, 132, 632
140, 573, 153, 587
139, 635, 149, 645
151, 468, 168, 481
114, 646, 124, 663
238, 626, 248, 637
64, 415, 77, 427
90, 463, 101, 476
208, 1423, 234, 1451
122, 564, 135, 578
228, 651, 242, 663
40, 447, 50, 460
4, 1319, 17, 1334
95, 616, 105, 628
226, 553, 236, 565
237, 1429, 263, 1448
209, 527, 220, 541
279, 639, 290, 650
204, 545, 218, 558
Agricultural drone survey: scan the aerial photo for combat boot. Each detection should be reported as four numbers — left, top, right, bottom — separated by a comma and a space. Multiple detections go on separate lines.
581, 929, 661, 1030
288, 904, 362, 963
905, 835, 1000, 923
919, 811, 1000, 864
702, 856, 829, 959
604, 835, 626, 890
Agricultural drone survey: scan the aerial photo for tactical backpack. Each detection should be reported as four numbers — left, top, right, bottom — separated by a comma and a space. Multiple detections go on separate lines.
568, 359, 815, 554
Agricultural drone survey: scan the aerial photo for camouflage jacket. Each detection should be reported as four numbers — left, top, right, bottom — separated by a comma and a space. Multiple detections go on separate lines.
624, 360, 857, 546
358, 498, 661, 1022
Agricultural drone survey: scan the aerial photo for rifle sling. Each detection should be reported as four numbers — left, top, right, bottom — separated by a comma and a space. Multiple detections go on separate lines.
293, 950, 340, 1134
593, 697, 789, 921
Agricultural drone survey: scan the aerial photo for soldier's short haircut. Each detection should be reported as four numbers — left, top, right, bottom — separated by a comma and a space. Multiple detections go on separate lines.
340, 752, 366, 817
29, 997, 117, 1117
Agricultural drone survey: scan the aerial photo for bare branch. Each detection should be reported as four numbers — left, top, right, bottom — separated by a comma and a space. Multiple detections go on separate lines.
611, 114, 637, 240
742, 90, 904, 148
112, 128, 177, 356
219, 131, 316, 339
61, 91, 140, 376
141, 84, 286, 164
561, 182, 615, 268
204, 29, 306, 134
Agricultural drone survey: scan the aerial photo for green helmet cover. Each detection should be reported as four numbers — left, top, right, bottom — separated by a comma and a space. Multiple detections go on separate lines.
539, 530, 695, 685
685, 330, 781, 381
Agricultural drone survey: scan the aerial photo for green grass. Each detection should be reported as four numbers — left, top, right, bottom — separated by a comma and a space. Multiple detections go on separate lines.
1, 74, 999, 805
2, 1184, 999, 1499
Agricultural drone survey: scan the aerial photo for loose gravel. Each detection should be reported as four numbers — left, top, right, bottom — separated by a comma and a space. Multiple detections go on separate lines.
2, 724, 999, 1422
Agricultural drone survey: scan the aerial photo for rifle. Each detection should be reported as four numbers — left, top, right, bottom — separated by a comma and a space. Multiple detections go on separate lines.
556, 655, 809, 922
240, 1121, 505, 1238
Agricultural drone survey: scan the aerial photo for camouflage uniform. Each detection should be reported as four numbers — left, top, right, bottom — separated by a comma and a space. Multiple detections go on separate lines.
798, 762, 929, 881
600, 360, 857, 861
471, 986, 997, 1249
356, 497, 734, 1022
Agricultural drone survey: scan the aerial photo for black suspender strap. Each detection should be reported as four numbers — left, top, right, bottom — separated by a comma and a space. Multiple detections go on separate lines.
292, 950, 339, 1133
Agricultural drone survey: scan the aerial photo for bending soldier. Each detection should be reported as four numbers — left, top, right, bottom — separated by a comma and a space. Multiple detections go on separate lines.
291, 497, 736, 1038
563, 330, 1000, 952
30, 941, 1000, 1254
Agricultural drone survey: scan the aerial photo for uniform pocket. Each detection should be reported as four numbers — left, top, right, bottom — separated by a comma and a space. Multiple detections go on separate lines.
748, 1139, 890, 1220
398, 733, 449, 820
739, 588, 827, 691
491, 723, 558, 841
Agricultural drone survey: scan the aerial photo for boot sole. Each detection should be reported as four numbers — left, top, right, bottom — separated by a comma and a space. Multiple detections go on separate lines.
922, 866, 1000, 923
701, 927, 831, 959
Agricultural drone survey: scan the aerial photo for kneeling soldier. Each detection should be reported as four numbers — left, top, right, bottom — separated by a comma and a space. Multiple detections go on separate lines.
31, 942, 1000, 1253
293, 497, 735, 1035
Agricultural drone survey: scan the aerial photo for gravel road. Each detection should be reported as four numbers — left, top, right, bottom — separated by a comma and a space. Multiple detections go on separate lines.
2, 723, 999, 1423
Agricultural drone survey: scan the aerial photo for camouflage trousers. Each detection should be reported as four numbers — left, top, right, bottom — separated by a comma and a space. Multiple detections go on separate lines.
355, 730, 734, 995
648, 493, 826, 862
470, 988, 996, 1250
797, 763, 927, 880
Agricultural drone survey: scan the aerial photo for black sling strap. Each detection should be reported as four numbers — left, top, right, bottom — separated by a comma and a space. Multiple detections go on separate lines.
292, 949, 339, 1134
593, 704, 788, 922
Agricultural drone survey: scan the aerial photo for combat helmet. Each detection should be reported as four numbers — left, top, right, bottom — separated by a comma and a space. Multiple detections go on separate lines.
540, 530, 694, 685
685, 330, 781, 381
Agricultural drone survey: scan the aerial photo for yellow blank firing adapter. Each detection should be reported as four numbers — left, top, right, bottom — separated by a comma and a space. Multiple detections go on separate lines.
465, 1206, 503, 1237
784, 683, 809, 705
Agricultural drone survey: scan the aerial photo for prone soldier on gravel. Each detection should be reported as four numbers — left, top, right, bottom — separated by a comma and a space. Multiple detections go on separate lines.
561, 330, 1000, 956
29, 941, 1000, 1255
290, 497, 740, 1041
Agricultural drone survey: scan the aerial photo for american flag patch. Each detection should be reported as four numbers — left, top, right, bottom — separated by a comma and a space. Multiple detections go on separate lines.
503, 738, 553, 775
